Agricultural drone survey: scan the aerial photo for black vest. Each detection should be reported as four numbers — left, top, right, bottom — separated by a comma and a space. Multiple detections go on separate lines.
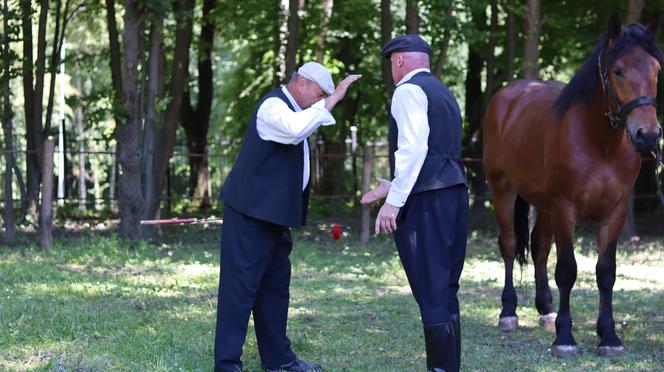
221, 88, 309, 227
388, 71, 467, 194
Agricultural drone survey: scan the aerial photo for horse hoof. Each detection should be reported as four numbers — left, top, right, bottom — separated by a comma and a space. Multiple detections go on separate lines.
538, 312, 557, 332
597, 346, 625, 357
498, 316, 518, 332
551, 345, 578, 358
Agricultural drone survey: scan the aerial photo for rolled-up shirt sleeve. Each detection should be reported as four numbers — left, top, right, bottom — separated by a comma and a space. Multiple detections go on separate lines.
256, 98, 335, 144
386, 84, 429, 207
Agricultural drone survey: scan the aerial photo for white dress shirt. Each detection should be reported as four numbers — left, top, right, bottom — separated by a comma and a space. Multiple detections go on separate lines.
256, 86, 336, 190
386, 68, 431, 207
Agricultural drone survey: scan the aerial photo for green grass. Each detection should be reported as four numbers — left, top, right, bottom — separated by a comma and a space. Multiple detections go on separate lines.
0, 227, 663, 371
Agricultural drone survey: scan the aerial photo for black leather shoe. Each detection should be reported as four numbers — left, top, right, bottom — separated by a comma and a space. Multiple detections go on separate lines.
265, 358, 322, 372
217, 363, 242, 372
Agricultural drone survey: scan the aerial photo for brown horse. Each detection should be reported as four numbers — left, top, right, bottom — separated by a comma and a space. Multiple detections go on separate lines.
483, 14, 663, 357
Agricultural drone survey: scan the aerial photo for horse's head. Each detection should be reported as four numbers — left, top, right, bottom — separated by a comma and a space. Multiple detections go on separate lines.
602, 13, 663, 154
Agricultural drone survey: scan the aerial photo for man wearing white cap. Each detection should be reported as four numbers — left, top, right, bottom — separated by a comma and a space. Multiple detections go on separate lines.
215, 62, 361, 372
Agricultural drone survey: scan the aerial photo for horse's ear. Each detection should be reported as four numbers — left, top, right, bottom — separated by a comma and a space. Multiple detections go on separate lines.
646, 13, 661, 36
608, 12, 621, 39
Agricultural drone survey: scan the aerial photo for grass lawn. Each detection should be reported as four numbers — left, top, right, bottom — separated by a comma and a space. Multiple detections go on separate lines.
0, 225, 663, 371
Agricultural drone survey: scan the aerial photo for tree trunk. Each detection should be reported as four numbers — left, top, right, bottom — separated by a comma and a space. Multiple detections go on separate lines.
315, 0, 333, 63
181, 0, 215, 210
432, 3, 454, 78
285, 0, 299, 79
405, 0, 419, 34
625, 0, 644, 24
44, 0, 63, 136
142, 16, 164, 223
2, 0, 15, 244
521, 0, 541, 79
380, 0, 393, 107
39, 138, 54, 250
484, 0, 499, 106
22, 0, 48, 218
465, 8, 488, 228
117, 0, 146, 239
74, 80, 86, 211
148, 0, 195, 220
506, 0, 516, 81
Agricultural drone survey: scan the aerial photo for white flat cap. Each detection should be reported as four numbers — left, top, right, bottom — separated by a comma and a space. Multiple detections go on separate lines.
297, 62, 335, 95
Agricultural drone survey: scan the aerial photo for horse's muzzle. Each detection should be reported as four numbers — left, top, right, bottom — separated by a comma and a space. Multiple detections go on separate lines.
632, 125, 662, 153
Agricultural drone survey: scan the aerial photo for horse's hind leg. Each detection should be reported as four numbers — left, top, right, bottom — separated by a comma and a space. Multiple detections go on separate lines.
595, 207, 627, 356
491, 182, 519, 332
551, 208, 578, 357
530, 210, 557, 332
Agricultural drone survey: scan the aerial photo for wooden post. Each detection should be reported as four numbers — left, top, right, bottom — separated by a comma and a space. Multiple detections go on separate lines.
40, 138, 55, 250
360, 142, 374, 243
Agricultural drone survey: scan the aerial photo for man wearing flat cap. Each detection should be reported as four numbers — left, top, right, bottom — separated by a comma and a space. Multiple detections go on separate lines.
215, 62, 361, 372
362, 34, 468, 372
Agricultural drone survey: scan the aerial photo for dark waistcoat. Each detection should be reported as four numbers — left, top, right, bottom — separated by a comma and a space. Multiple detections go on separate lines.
388, 71, 467, 194
221, 88, 309, 227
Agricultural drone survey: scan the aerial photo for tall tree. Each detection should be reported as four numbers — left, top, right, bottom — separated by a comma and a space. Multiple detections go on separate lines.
285, 0, 300, 79
114, 0, 146, 239
505, 0, 516, 81
181, 0, 217, 209
2, 0, 18, 244
625, 0, 645, 23
21, 0, 48, 218
431, 1, 454, 78
315, 0, 334, 62
521, 0, 541, 79
148, 0, 195, 219
463, 5, 488, 227
405, 0, 420, 34
380, 0, 393, 109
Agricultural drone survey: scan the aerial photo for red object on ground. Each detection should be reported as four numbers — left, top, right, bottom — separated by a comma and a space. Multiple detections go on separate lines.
331, 224, 342, 240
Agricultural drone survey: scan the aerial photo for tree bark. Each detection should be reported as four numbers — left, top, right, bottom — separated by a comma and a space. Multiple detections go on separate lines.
315, 0, 333, 63
484, 0, 499, 105
465, 7, 488, 228
625, 0, 644, 24
380, 0, 393, 106
22, 0, 48, 218
148, 0, 195, 219
285, 0, 299, 79
142, 16, 164, 223
520, 0, 541, 79
405, 0, 419, 34
506, 0, 516, 81
74, 80, 86, 211
2, 0, 15, 244
181, 0, 216, 209
117, 0, 146, 239
432, 3, 454, 78
39, 138, 54, 250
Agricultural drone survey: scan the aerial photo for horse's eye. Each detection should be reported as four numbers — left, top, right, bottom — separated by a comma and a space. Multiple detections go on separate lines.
614, 67, 623, 76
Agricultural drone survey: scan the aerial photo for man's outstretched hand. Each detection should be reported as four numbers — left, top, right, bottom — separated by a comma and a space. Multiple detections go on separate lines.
360, 177, 391, 205
325, 74, 362, 111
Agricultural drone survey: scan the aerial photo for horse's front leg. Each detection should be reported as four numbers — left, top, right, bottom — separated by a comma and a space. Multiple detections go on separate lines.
551, 208, 578, 357
595, 206, 627, 356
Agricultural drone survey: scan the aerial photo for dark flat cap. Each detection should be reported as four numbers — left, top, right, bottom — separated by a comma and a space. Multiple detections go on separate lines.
381, 34, 432, 59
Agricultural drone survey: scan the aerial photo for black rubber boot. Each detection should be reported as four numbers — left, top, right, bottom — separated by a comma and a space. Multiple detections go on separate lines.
423, 322, 456, 372
450, 313, 461, 372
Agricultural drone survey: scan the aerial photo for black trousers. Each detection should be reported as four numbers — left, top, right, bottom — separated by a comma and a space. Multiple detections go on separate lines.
393, 185, 469, 325
214, 204, 296, 371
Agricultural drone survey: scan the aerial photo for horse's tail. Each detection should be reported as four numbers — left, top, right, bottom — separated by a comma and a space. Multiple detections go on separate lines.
514, 194, 530, 266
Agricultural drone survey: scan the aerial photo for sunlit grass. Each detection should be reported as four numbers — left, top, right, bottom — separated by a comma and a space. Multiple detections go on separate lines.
0, 227, 662, 371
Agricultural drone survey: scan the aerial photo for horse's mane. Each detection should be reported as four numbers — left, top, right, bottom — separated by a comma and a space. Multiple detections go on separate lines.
553, 24, 664, 118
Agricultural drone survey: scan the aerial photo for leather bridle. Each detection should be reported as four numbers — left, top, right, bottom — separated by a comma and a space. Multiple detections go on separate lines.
597, 51, 658, 129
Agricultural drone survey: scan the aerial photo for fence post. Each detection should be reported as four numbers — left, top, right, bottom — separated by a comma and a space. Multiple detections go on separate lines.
40, 138, 55, 250
360, 142, 374, 243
